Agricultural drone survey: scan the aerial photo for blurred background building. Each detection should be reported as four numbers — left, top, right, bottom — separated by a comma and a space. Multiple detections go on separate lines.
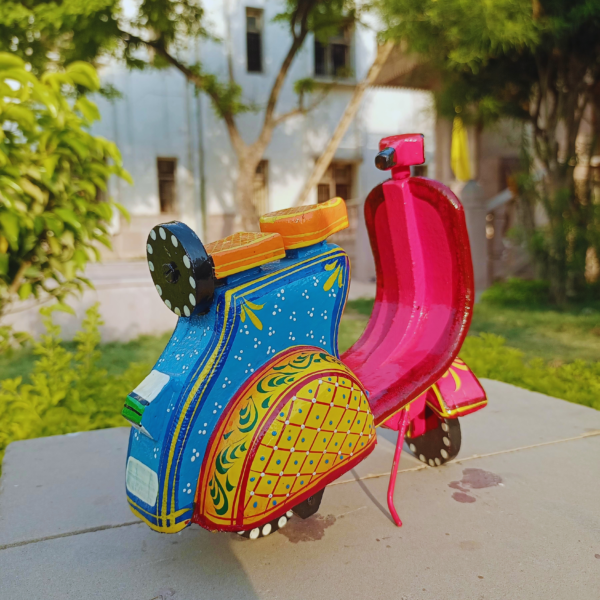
7, 0, 541, 342
91, 0, 435, 285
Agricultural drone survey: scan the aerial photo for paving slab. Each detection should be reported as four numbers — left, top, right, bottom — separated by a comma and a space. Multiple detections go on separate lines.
1, 379, 600, 600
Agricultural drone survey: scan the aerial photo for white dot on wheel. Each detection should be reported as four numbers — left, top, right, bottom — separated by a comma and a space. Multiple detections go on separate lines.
428, 459, 434, 466
159, 227, 166, 240
409, 444, 416, 453
165, 300, 172, 309
441, 423, 449, 432
443, 436, 450, 447
435, 458, 441, 466
183, 255, 191, 269
286, 510, 293, 518
147, 244, 153, 254
249, 528, 260, 540
155, 284, 162, 296
171, 235, 178, 247
189, 293, 196, 306
148, 261, 154, 272
150, 230, 156, 240
262, 524, 272, 536
419, 454, 426, 462
184, 305, 190, 317
441, 449, 449, 459
237, 531, 244, 536
189, 276, 196, 289
278, 516, 287, 529
174, 307, 181, 316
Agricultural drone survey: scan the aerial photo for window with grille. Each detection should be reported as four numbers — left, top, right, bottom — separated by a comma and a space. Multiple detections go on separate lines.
317, 162, 354, 203
253, 160, 269, 216
246, 8, 263, 73
157, 158, 177, 213
314, 28, 352, 78
317, 184, 331, 204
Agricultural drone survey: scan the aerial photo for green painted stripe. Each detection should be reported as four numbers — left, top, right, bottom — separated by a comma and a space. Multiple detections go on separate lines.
125, 394, 145, 413
122, 406, 143, 426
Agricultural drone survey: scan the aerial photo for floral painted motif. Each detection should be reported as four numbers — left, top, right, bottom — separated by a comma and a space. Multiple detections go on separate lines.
323, 260, 344, 292
240, 298, 264, 330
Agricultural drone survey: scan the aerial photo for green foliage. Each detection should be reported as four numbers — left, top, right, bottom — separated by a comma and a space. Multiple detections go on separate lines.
480, 278, 552, 307
0, 54, 131, 320
461, 333, 600, 411
380, 0, 600, 303
275, 0, 359, 42
0, 304, 149, 465
0, 1, 121, 76
380, 0, 538, 73
188, 65, 251, 119
0, 1, 208, 75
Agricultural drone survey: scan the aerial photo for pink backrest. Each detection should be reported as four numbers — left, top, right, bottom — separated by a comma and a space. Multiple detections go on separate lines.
342, 135, 474, 425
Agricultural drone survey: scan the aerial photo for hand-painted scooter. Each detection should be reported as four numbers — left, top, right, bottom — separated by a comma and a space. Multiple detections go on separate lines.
122, 133, 486, 539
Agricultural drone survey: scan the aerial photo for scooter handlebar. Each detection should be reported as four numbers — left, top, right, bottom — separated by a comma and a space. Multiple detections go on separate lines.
375, 133, 425, 172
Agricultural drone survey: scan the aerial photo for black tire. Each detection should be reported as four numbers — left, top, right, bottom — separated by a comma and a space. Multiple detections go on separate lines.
406, 417, 461, 466
292, 488, 325, 519
146, 221, 214, 316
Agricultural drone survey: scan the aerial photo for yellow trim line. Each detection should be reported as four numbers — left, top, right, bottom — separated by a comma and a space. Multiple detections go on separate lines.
260, 197, 344, 223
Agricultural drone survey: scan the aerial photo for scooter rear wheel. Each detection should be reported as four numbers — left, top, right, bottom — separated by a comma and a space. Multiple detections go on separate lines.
407, 417, 461, 466
292, 488, 325, 519
238, 511, 294, 540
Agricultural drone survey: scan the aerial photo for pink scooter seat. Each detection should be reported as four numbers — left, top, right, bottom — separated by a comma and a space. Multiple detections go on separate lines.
342, 134, 475, 426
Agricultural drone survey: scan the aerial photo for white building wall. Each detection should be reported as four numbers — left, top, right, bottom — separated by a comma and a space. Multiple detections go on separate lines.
90, 0, 436, 270
8, 0, 438, 343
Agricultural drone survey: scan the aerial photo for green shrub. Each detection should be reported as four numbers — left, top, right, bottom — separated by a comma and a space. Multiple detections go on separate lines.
0, 304, 148, 465
480, 278, 552, 308
0, 53, 131, 325
461, 333, 600, 411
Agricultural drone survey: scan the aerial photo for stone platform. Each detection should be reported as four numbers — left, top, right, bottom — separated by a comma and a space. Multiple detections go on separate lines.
1, 379, 599, 600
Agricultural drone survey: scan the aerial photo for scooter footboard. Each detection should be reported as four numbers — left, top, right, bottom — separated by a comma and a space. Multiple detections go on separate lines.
426, 358, 487, 418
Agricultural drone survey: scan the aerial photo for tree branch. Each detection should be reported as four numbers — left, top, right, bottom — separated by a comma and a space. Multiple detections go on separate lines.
120, 30, 246, 155
8, 261, 30, 297
257, 0, 318, 147
272, 88, 330, 126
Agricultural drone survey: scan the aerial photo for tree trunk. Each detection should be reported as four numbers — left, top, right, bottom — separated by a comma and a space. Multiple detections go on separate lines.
524, 56, 594, 305
235, 149, 264, 231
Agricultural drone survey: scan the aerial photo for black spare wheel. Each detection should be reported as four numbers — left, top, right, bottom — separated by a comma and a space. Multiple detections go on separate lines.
146, 221, 214, 316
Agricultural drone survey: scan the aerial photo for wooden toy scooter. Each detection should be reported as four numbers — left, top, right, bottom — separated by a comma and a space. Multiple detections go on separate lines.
122, 133, 486, 539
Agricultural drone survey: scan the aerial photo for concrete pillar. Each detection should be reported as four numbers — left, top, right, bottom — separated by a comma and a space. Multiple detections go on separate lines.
452, 180, 488, 297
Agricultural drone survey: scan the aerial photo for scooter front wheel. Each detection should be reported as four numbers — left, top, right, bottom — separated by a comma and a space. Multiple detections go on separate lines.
407, 417, 461, 466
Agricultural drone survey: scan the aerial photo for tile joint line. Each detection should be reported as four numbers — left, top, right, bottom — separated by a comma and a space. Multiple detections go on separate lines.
330, 429, 600, 486
0, 520, 142, 552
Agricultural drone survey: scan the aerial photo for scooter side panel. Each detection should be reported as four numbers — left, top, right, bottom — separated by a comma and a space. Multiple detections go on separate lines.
125, 245, 351, 533
194, 346, 375, 532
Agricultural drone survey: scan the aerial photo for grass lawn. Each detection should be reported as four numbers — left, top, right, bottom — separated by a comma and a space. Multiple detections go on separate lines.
468, 303, 600, 364
341, 298, 600, 364
2, 298, 599, 382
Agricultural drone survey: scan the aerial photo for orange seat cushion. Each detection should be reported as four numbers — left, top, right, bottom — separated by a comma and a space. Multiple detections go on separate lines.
205, 232, 285, 278
259, 197, 349, 249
